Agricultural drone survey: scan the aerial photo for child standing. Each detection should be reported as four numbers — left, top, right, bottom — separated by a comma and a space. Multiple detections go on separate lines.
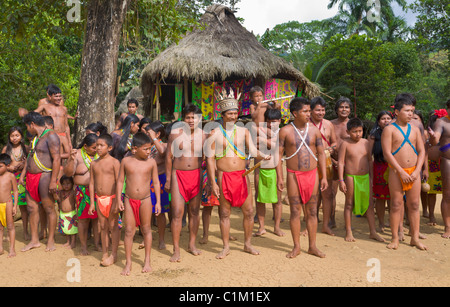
368, 111, 393, 232
254, 108, 284, 237
0, 154, 18, 257
55, 175, 78, 249
145, 121, 169, 250
338, 118, 384, 243
88, 134, 121, 266
117, 132, 161, 276
381, 95, 426, 250
2, 127, 28, 240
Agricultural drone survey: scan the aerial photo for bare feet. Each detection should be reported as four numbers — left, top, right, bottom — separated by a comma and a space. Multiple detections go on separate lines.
274, 229, 285, 237
308, 247, 326, 258
244, 245, 260, 256
187, 246, 202, 256
321, 227, 335, 236
410, 238, 427, 250
101, 255, 117, 267
21, 241, 40, 252
441, 227, 450, 239
253, 229, 266, 237
121, 263, 131, 276
170, 249, 181, 262
142, 262, 152, 273
216, 247, 230, 259
345, 232, 356, 242
369, 233, 386, 242
386, 239, 399, 250
286, 247, 301, 258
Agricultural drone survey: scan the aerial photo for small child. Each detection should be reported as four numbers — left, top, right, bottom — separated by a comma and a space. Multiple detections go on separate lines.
55, 175, 78, 249
254, 108, 284, 237
89, 134, 121, 267
145, 121, 169, 250
116, 132, 161, 276
0, 154, 18, 257
2, 127, 28, 240
338, 118, 384, 243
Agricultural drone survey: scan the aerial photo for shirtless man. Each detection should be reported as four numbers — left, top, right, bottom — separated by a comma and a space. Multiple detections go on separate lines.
33, 86, 71, 149
428, 100, 450, 238
330, 97, 352, 227
115, 98, 144, 130
38, 85, 77, 120
21, 112, 61, 252
310, 97, 337, 236
165, 104, 205, 262
381, 95, 426, 250
277, 98, 328, 258
207, 96, 270, 259
64, 134, 99, 255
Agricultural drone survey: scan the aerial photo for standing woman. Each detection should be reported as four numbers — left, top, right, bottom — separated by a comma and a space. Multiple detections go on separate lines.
368, 111, 393, 232
2, 127, 28, 240
111, 114, 140, 162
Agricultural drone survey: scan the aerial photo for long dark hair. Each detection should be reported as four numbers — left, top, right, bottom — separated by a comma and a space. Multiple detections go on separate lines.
115, 114, 139, 160
370, 111, 392, 163
78, 133, 98, 149
5, 126, 28, 159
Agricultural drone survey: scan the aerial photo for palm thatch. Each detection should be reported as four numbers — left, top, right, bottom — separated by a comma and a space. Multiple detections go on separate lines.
140, 4, 320, 98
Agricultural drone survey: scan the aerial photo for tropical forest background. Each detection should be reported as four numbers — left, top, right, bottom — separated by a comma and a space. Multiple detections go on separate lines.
0, 0, 448, 144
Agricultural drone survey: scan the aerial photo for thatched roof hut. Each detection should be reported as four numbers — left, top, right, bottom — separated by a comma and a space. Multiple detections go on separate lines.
140, 3, 320, 121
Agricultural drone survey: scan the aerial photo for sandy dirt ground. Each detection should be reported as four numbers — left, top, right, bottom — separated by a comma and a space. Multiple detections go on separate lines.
1, 172, 449, 288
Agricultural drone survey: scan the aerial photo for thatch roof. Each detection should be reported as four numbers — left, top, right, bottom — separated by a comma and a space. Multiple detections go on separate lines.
141, 4, 320, 98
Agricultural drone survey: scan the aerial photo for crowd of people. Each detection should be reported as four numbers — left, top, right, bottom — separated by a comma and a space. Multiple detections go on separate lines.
0, 84, 449, 277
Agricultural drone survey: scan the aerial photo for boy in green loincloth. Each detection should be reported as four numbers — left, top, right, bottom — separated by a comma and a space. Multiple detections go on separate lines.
338, 118, 384, 243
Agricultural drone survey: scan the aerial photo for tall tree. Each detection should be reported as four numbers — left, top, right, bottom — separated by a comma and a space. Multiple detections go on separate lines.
76, 0, 130, 144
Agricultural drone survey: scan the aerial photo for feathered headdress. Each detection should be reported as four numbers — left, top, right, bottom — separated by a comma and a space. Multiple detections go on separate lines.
215, 87, 241, 113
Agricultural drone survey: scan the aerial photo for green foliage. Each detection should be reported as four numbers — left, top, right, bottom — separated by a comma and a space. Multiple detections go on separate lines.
314, 34, 396, 119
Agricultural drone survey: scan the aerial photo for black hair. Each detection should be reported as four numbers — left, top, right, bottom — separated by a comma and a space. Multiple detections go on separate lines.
249, 86, 264, 98
347, 117, 364, 131
182, 104, 202, 119
145, 120, 166, 139
394, 94, 415, 111
127, 98, 139, 108
47, 84, 61, 96
78, 133, 98, 149
132, 132, 151, 148
5, 126, 28, 159
85, 122, 108, 136
370, 111, 393, 162
23, 112, 45, 127
264, 108, 282, 121
43, 116, 54, 127
290, 97, 310, 113
394, 93, 416, 108
98, 134, 113, 147
139, 117, 152, 131
310, 96, 327, 110
115, 114, 140, 160
414, 110, 425, 127
334, 96, 352, 114
0, 153, 12, 166
165, 121, 176, 139
446, 99, 450, 109
59, 175, 74, 186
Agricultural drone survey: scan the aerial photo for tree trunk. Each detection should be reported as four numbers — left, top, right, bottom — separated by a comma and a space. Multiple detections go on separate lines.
75, 0, 130, 145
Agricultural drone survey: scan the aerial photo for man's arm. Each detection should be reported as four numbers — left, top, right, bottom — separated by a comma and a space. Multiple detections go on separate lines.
164, 131, 175, 193
276, 128, 286, 192
315, 131, 328, 192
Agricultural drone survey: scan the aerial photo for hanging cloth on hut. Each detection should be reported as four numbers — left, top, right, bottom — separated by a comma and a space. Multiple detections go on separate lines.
192, 81, 202, 108
201, 82, 215, 121
174, 84, 183, 114
276, 79, 298, 121
264, 79, 278, 101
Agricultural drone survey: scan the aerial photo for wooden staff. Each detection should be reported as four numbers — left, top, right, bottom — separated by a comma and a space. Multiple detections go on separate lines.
243, 160, 263, 177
